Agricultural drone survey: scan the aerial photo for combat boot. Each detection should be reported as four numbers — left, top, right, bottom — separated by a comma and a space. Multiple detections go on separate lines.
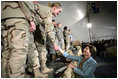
41, 64, 53, 74
34, 68, 49, 78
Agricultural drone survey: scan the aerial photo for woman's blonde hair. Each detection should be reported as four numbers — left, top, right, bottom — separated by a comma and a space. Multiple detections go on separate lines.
48, 2, 62, 8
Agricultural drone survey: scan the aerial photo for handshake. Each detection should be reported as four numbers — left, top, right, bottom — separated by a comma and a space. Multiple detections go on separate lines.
53, 43, 75, 69
53, 43, 64, 54
53, 43, 60, 51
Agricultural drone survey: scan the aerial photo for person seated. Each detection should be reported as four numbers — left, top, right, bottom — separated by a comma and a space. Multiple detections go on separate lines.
56, 44, 97, 78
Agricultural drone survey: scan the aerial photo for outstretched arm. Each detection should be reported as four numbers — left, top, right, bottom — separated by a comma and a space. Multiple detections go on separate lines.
57, 46, 80, 61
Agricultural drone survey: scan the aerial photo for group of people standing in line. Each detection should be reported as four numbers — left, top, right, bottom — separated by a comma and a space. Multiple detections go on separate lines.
1, 1, 97, 78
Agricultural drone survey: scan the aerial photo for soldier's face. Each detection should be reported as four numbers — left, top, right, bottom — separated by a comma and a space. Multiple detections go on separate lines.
52, 21, 57, 27
52, 21, 56, 25
52, 7, 62, 17
58, 23, 62, 28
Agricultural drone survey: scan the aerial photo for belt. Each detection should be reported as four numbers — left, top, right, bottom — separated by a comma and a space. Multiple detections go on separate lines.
1, 17, 27, 22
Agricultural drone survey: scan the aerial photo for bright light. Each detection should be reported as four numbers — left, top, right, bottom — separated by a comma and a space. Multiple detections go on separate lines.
77, 9, 84, 20
87, 23, 92, 28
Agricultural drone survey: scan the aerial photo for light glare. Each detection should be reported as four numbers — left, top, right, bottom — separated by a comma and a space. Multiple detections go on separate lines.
87, 23, 92, 28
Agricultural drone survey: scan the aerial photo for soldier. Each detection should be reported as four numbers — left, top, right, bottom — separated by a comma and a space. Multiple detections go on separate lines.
68, 29, 73, 49
46, 20, 57, 62
56, 22, 64, 49
63, 26, 71, 51
1, 1, 48, 78
33, 2, 62, 73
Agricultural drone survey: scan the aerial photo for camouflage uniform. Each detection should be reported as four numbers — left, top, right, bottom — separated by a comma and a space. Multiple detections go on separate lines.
56, 27, 64, 49
47, 26, 58, 55
1, 1, 41, 78
63, 30, 70, 51
62, 45, 82, 78
34, 3, 55, 73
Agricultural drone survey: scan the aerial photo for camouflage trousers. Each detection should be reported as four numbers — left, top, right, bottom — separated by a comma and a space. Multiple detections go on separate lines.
35, 40, 47, 68
61, 39, 65, 50
27, 33, 40, 70
1, 19, 39, 78
64, 39, 70, 51
46, 39, 56, 54
62, 46, 82, 78
58, 40, 62, 49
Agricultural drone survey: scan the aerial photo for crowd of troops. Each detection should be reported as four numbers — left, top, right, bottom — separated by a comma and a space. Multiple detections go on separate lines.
1, 1, 82, 78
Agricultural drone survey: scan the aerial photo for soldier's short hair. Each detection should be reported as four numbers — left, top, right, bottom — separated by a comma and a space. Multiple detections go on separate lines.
64, 26, 67, 30
52, 19, 55, 22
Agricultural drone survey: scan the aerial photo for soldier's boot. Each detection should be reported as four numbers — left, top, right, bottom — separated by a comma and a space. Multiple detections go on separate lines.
34, 68, 49, 78
41, 64, 53, 74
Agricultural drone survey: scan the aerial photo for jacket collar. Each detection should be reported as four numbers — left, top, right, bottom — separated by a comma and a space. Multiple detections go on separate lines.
84, 57, 93, 64
81, 55, 93, 64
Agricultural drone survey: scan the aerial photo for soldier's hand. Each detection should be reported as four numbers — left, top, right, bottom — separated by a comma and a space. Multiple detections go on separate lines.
30, 21, 36, 32
56, 45, 60, 51
54, 43, 59, 51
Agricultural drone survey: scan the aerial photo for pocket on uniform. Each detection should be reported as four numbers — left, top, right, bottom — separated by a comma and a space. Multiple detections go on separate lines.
10, 29, 26, 50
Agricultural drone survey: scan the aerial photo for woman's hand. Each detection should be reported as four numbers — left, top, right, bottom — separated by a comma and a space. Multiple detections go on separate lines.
68, 64, 75, 69
54, 44, 64, 54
